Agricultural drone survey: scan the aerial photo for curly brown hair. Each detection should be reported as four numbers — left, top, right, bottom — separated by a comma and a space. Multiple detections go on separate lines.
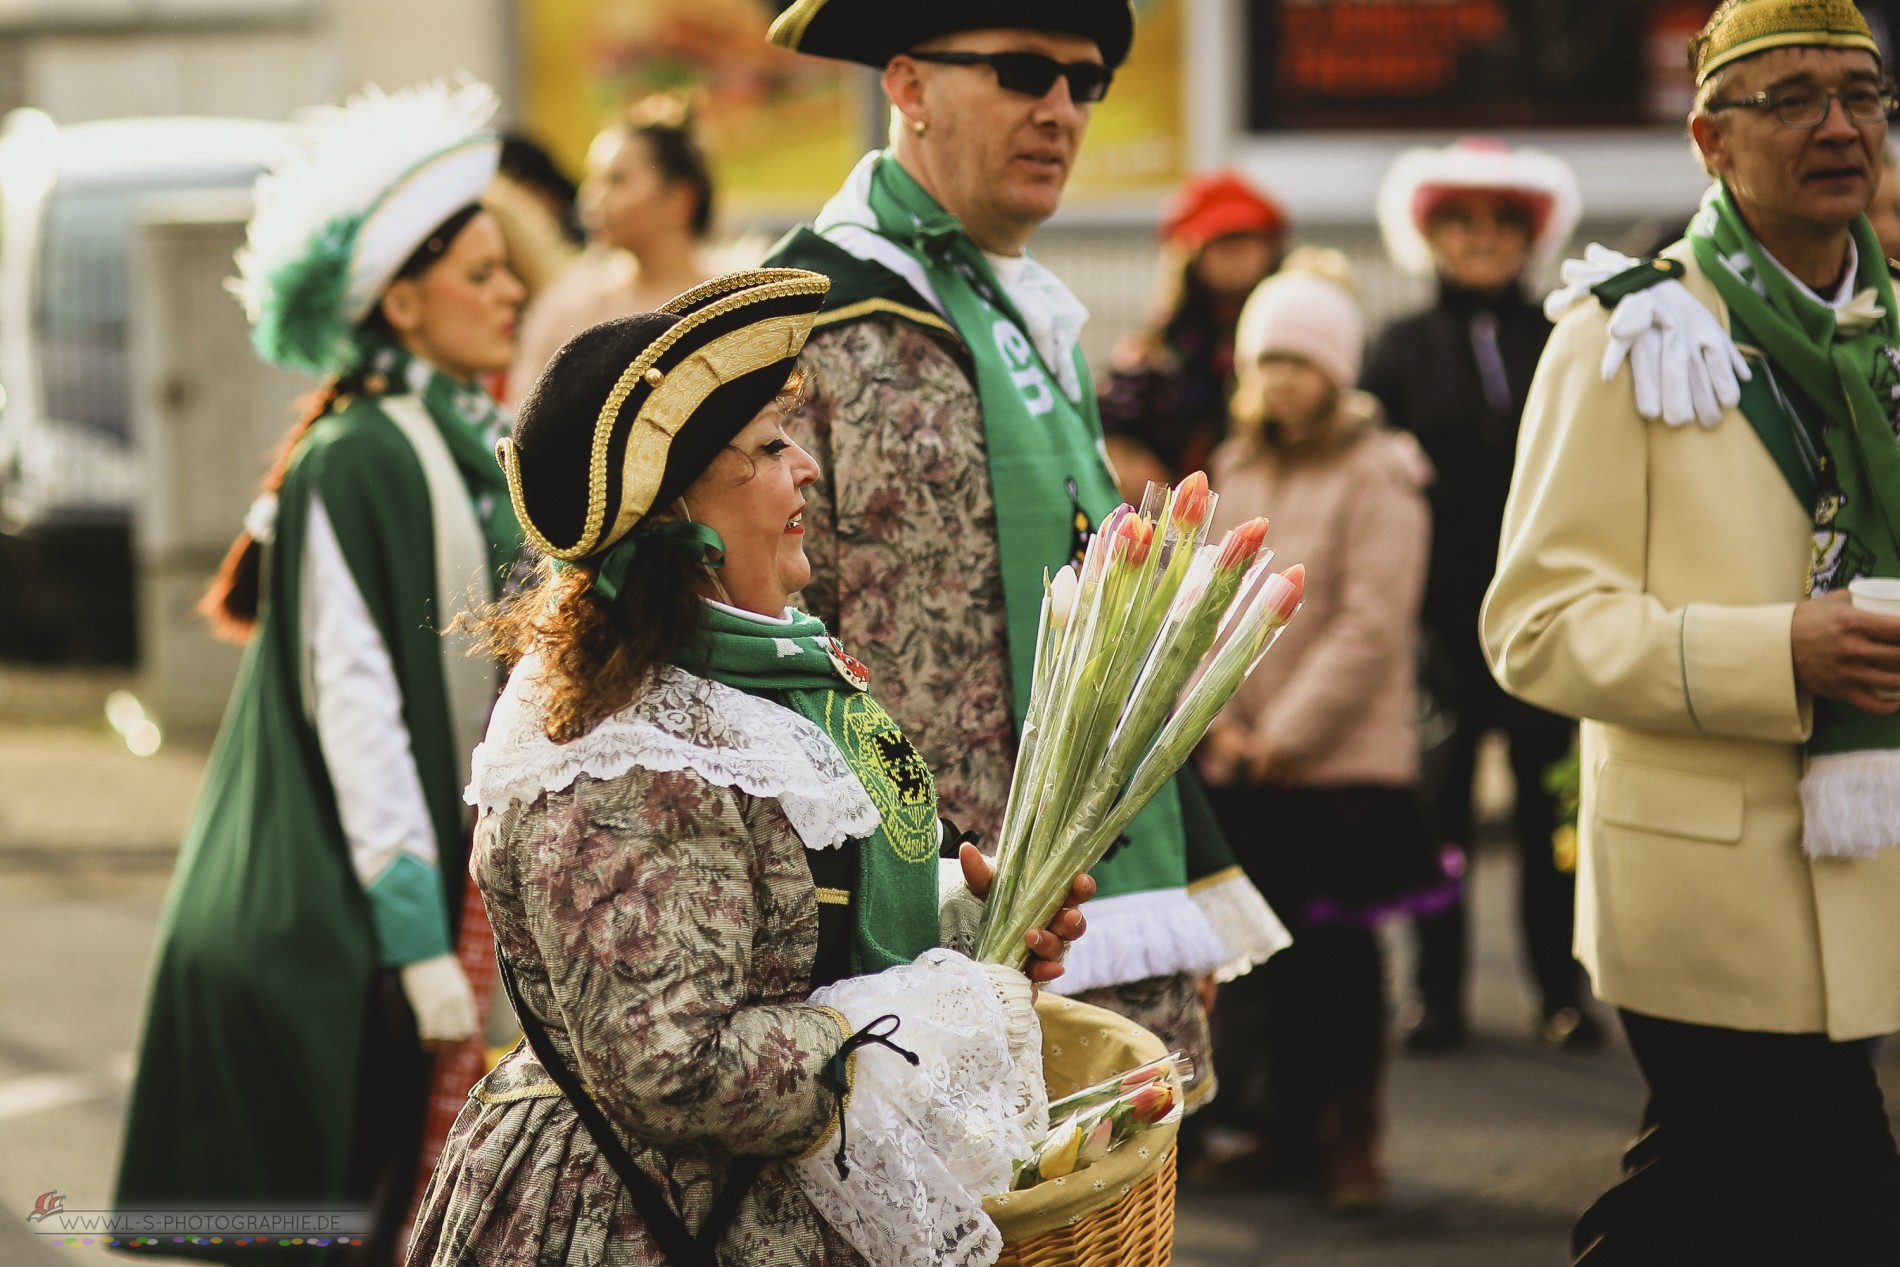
473, 535, 714, 743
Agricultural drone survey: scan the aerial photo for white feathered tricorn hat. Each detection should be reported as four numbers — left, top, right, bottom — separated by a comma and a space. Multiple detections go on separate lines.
1376, 138, 1581, 277
232, 78, 501, 376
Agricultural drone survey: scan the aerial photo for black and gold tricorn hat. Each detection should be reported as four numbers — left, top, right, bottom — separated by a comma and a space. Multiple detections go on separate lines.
500, 268, 829, 562
768, 0, 1136, 70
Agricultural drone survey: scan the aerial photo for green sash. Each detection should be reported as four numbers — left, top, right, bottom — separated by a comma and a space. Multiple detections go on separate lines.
1687, 182, 1900, 761
858, 154, 1186, 899
687, 602, 940, 971
368, 335, 526, 582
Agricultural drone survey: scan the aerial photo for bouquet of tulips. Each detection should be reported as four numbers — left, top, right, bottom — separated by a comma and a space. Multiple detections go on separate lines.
974, 472, 1305, 970
1015, 1052, 1191, 1187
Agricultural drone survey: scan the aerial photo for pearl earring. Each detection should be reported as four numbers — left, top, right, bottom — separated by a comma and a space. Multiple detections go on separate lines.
912, 118, 927, 136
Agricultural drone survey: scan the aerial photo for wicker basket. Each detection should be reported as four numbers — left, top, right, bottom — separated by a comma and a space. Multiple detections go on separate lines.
982, 995, 1179, 1267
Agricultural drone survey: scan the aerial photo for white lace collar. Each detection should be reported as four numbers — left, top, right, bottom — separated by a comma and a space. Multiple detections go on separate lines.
465, 657, 881, 850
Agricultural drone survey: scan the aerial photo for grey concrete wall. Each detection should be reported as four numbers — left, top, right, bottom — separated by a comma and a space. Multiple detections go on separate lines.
0, 0, 512, 125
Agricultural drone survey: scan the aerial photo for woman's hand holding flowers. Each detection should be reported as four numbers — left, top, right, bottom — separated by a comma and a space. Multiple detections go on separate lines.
958, 842, 1092, 984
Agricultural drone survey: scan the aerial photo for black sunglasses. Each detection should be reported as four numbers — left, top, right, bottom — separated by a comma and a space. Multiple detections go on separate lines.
906, 51, 1114, 103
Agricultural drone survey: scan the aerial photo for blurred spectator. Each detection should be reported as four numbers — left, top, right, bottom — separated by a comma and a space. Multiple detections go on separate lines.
1100, 170, 1287, 501
1196, 249, 1441, 1214
483, 135, 582, 306
1869, 145, 1900, 259
1362, 139, 1594, 1054
507, 95, 718, 399
500, 132, 583, 245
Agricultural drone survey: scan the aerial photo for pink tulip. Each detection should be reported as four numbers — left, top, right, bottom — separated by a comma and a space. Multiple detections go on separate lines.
1127, 1082, 1175, 1125
1215, 517, 1270, 572
1077, 1115, 1117, 1165
1119, 1060, 1167, 1091
1263, 564, 1305, 624
1114, 511, 1153, 567
1169, 471, 1212, 533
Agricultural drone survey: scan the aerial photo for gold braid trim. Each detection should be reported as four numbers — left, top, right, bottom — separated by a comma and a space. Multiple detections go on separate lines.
657, 267, 808, 315
814, 297, 959, 338
606, 311, 815, 545
470, 1080, 565, 1106
794, 1004, 856, 1161
1185, 864, 1245, 895
767, 0, 826, 52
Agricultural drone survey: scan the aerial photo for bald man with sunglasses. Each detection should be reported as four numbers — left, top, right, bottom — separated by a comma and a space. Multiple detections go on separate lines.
764, 0, 1287, 1113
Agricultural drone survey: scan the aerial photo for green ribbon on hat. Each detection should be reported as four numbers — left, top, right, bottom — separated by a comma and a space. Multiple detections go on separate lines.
568, 521, 726, 603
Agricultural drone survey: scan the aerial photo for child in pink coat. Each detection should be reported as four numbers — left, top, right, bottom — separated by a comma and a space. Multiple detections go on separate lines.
1196, 250, 1449, 1212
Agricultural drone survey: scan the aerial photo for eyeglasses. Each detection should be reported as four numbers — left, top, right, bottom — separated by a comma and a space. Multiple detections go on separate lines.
1706, 82, 1897, 128
905, 51, 1114, 104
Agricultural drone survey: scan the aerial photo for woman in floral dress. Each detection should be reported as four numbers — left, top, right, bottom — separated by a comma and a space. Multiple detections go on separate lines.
407, 270, 1089, 1267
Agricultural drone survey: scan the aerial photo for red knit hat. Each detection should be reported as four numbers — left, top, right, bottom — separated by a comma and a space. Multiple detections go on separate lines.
1158, 170, 1287, 251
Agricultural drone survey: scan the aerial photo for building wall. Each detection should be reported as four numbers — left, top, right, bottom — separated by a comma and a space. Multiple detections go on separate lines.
0, 0, 512, 125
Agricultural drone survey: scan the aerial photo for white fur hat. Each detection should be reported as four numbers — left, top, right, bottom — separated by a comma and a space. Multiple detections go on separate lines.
1376, 138, 1581, 277
232, 78, 501, 375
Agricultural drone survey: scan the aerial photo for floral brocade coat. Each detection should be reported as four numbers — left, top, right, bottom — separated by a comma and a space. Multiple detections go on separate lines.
788, 318, 1212, 1097
409, 737, 953, 1267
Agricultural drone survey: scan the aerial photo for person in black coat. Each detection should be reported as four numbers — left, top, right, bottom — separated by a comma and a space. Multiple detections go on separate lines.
1363, 139, 1595, 1052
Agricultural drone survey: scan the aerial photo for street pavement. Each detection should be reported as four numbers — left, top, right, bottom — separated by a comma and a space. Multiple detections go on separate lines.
2, 665, 1896, 1266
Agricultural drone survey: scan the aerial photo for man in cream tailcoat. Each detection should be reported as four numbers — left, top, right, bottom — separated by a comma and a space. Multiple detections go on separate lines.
1483, 0, 1900, 1259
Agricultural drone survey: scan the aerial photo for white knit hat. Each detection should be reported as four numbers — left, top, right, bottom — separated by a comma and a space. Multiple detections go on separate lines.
1234, 257, 1363, 392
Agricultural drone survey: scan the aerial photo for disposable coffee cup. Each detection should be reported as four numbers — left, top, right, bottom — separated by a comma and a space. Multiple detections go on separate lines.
1849, 577, 1900, 618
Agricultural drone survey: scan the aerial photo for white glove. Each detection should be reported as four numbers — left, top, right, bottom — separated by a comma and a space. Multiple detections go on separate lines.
1545, 243, 1751, 428
400, 953, 479, 1044
1543, 242, 1644, 322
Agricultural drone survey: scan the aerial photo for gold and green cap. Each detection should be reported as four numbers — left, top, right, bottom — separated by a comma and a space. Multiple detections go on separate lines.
1689, 0, 1881, 85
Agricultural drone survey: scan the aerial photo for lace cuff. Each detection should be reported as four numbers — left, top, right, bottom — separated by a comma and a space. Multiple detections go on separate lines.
793, 949, 1046, 1267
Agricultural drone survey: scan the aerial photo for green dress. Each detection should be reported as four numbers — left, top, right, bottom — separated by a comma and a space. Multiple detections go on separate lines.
113, 380, 516, 1262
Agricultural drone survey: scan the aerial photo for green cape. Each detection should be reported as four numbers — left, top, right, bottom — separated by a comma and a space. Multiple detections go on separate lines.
114, 390, 512, 1249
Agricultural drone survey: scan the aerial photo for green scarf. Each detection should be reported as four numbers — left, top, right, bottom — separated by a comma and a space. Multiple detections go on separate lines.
859, 154, 1187, 900
359, 334, 526, 583
687, 602, 940, 971
1687, 182, 1900, 764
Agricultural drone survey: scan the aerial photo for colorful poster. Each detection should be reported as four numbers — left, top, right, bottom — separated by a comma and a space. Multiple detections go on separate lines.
520, 0, 866, 216
521, 0, 1187, 214
1066, 0, 1185, 200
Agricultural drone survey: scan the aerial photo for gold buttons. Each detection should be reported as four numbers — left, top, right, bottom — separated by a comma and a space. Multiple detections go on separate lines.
644, 367, 664, 387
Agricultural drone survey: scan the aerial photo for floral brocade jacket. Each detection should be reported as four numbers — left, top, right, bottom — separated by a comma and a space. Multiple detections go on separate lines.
409, 764, 859, 1267
409, 668, 989, 1267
